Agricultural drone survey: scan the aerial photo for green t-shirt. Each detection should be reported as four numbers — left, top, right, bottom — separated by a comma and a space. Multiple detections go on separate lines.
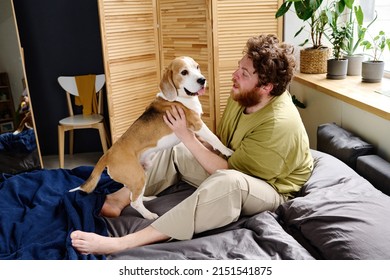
217, 91, 313, 197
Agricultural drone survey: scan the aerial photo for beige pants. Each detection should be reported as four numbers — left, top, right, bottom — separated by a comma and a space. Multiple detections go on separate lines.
143, 144, 287, 240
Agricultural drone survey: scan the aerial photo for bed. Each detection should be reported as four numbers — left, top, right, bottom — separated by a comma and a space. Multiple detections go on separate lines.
1, 123, 390, 260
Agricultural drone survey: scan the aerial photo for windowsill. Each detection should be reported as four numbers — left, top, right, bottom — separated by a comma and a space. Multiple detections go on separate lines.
292, 72, 390, 121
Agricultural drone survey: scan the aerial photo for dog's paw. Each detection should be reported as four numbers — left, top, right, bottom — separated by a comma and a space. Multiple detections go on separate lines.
69, 186, 81, 192
220, 147, 234, 157
144, 212, 159, 220
143, 196, 157, 202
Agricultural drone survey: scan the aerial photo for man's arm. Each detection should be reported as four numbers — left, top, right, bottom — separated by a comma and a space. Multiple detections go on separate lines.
163, 105, 229, 174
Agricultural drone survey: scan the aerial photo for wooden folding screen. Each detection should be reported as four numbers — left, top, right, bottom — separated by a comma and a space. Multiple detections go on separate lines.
98, 0, 282, 143
212, 0, 283, 124
158, 0, 214, 130
97, 0, 160, 143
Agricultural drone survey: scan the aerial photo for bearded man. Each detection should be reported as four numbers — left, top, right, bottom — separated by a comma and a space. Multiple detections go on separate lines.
70, 34, 313, 256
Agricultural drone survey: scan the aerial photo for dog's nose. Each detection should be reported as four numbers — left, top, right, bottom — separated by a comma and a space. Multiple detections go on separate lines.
197, 77, 206, 85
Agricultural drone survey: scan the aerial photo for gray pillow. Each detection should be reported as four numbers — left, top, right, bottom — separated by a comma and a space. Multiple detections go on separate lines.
277, 150, 390, 259
317, 123, 375, 169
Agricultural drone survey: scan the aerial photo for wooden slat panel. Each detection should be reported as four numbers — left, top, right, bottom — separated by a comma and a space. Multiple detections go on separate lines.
98, 0, 282, 140
213, 0, 283, 124
158, 0, 214, 130
98, 0, 160, 143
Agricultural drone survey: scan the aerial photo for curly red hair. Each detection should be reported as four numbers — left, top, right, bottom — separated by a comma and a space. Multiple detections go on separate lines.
243, 34, 296, 96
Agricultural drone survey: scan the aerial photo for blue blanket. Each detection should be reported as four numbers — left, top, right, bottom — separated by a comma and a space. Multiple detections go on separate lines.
0, 166, 122, 260
0, 129, 37, 153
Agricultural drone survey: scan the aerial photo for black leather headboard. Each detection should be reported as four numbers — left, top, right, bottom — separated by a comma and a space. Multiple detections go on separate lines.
317, 123, 390, 196
317, 123, 375, 170
357, 155, 390, 196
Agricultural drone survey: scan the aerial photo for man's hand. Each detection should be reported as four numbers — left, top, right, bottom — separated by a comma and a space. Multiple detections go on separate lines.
163, 105, 229, 174
163, 105, 194, 142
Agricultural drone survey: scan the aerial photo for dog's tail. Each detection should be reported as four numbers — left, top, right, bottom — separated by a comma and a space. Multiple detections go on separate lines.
78, 154, 108, 193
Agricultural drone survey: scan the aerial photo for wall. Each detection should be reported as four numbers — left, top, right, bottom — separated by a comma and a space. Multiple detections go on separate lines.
13, 0, 105, 156
290, 81, 390, 162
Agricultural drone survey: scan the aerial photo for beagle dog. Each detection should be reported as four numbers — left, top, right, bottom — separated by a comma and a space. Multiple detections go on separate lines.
13, 111, 33, 135
71, 56, 233, 219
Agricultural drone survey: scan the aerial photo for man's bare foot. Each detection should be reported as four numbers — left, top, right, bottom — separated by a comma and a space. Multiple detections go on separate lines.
71, 226, 170, 255
70, 230, 125, 255
100, 187, 131, 217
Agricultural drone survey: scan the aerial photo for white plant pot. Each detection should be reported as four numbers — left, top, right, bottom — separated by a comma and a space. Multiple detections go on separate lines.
346, 54, 363, 76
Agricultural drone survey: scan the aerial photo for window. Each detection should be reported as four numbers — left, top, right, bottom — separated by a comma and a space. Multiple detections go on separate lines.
283, 0, 390, 72
365, 0, 390, 72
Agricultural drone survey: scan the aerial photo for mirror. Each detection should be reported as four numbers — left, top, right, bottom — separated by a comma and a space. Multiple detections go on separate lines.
0, 0, 42, 174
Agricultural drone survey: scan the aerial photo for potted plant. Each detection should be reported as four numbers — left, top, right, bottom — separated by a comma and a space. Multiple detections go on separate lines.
360, 30, 390, 82
342, 1, 377, 76
275, 0, 330, 74
325, 0, 350, 79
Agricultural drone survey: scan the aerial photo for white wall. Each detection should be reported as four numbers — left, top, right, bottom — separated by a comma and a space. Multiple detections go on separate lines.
290, 81, 390, 162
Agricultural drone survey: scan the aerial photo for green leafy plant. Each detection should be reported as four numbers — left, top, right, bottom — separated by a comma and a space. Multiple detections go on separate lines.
326, 0, 351, 59
275, 0, 328, 49
342, 2, 376, 56
361, 30, 390, 61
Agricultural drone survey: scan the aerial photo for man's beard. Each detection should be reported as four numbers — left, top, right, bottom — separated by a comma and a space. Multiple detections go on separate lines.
230, 86, 261, 108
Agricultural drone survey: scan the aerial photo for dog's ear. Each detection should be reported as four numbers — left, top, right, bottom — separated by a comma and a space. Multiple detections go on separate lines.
159, 67, 178, 101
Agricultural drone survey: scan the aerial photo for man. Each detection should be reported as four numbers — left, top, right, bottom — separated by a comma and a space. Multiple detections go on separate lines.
70, 34, 313, 255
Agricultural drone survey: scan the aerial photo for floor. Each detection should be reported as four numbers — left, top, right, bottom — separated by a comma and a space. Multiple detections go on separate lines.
42, 152, 102, 170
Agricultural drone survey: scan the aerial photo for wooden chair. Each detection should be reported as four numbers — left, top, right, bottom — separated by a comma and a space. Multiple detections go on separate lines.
57, 74, 108, 168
